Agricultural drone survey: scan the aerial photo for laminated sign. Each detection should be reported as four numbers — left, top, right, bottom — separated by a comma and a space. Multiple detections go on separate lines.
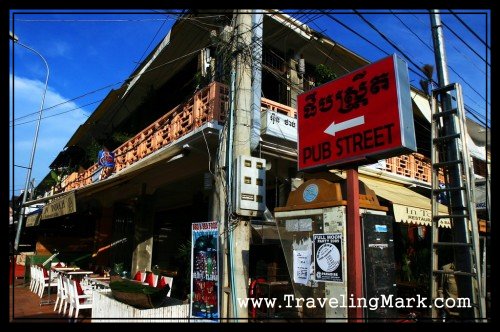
313, 233, 343, 282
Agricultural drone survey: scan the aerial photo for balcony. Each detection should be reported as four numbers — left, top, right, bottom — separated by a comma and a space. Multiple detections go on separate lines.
385, 153, 445, 184
58, 81, 437, 193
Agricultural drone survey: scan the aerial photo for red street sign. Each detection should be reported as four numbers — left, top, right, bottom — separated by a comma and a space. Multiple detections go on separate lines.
297, 54, 416, 171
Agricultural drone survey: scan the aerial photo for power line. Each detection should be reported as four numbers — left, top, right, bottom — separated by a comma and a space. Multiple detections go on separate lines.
403, 11, 490, 112
354, 11, 490, 109
322, 12, 432, 84
448, 10, 490, 50
11, 99, 99, 127
13, 18, 177, 22
440, 20, 490, 67
390, 12, 489, 109
353, 10, 432, 83
130, 16, 170, 74
12, 44, 213, 122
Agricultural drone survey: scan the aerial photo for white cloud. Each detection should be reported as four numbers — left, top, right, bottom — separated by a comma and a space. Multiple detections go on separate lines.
46, 40, 72, 58
10, 74, 89, 196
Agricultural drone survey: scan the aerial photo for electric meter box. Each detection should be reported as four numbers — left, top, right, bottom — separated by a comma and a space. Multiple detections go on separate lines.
234, 155, 266, 216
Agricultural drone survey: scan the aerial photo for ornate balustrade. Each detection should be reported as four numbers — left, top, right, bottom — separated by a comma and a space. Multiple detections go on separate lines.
58, 81, 439, 193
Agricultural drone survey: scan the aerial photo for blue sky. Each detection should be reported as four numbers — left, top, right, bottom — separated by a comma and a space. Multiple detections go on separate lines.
9, 9, 490, 198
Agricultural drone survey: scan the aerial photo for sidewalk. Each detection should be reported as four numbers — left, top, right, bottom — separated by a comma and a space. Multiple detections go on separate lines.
9, 278, 91, 323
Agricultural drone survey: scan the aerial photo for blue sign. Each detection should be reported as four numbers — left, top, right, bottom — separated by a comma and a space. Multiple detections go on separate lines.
98, 150, 115, 168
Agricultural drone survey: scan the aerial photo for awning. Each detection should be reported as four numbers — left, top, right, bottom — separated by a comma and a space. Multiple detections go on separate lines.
41, 191, 77, 220
358, 175, 451, 228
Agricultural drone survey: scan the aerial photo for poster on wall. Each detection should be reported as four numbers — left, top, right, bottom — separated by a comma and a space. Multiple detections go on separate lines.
190, 221, 219, 320
313, 233, 343, 283
293, 249, 311, 285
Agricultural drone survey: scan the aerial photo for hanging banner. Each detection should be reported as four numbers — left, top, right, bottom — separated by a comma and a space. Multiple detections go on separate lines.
25, 212, 41, 227
190, 221, 219, 320
313, 233, 343, 283
41, 192, 76, 220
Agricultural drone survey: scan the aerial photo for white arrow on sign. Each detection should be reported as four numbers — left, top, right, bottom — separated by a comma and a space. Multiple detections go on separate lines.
324, 115, 365, 136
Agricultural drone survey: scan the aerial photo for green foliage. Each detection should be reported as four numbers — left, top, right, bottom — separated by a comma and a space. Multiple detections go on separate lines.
176, 239, 192, 287
85, 138, 102, 165
110, 278, 160, 295
315, 64, 337, 85
111, 131, 132, 146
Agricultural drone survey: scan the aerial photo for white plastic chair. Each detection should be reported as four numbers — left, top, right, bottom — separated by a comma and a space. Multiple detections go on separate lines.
54, 274, 69, 314
37, 266, 58, 298
67, 279, 93, 319
29, 265, 37, 293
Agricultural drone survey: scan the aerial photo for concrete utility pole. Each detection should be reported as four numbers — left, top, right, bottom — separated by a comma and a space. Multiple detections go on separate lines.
430, 10, 475, 318
230, 10, 253, 321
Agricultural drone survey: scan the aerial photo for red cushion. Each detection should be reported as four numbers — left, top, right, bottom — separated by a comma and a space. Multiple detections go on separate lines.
157, 276, 167, 288
55, 262, 62, 268
75, 281, 85, 304
133, 271, 143, 281
145, 272, 156, 287
42, 268, 48, 278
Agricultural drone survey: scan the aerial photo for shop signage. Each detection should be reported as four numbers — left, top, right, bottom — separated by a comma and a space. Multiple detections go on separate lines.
313, 233, 343, 283
393, 204, 451, 228
190, 221, 219, 320
260, 109, 297, 142
297, 54, 416, 171
98, 149, 115, 168
41, 192, 76, 220
25, 212, 41, 227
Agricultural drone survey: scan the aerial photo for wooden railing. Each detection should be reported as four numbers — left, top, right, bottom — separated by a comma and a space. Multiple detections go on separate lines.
385, 152, 445, 184
62, 82, 229, 191
57, 81, 438, 193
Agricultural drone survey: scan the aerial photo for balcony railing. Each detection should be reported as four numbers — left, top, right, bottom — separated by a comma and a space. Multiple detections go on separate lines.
385, 153, 445, 184
58, 81, 438, 194
62, 81, 229, 191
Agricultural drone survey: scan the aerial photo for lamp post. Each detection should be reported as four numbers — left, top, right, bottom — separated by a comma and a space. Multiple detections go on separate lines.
11, 31, 50, 252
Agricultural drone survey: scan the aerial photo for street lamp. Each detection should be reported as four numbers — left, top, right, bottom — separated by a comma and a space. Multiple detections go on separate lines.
10, 31, 50, 253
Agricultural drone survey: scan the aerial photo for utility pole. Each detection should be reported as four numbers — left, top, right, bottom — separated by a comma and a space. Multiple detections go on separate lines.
430, 9, 480, 319
229, 10, 253, 321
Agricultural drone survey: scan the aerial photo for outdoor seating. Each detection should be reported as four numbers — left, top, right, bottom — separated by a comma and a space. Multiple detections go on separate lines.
54, 274, 70, 315
36, 265, 58, 298
145, 272, 159, 287
157, 276, 173, 297
66, 278, 93, 319
133, 270, 147, 283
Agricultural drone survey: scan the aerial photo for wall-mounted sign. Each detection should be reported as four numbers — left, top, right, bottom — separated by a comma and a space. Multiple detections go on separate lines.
313, 233, 343, 283
297, 54, 416, 171
260, 109, 297, 142
393, 204, 451, 228
41, 192, 76, 220
98, 149, 115, 168
25, 212, 41, 227
190, 221, 219, 320
302, 183, 319, 202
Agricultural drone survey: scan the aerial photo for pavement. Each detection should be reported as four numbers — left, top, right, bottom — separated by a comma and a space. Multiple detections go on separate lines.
9, 278, 91, 323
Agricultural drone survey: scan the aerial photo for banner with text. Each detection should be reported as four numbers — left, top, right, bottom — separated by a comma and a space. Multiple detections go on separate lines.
190, 221, 219, 320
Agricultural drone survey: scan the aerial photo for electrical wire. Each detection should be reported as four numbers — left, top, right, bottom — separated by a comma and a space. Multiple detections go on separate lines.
440, 20, 489, 67
448, 10, 490, 50
11, 99, 100, 126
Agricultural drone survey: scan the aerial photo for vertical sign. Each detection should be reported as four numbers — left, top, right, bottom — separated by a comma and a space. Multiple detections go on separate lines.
313, 233, 343, 282
191, 221, 219, 320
